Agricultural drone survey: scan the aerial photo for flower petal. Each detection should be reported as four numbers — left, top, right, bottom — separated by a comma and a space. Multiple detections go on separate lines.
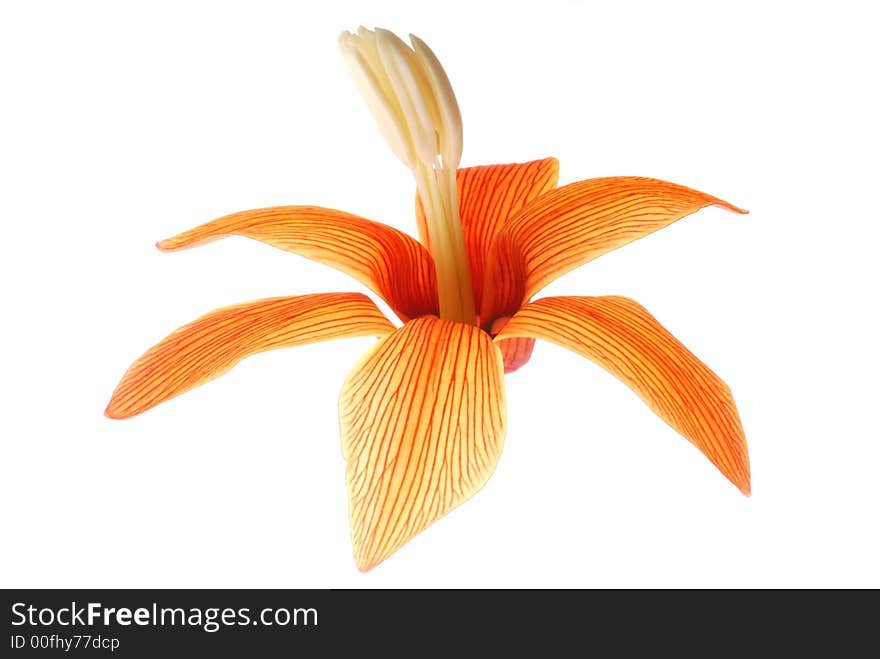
481, 177, 747, 323
497, 296, 750, 494
490, 316, 537, 373
157, 206, 438, 321
339, 316, 506, 571
495, 337, 536, 374
106, 293, 395, 419
415, 158, 559, 305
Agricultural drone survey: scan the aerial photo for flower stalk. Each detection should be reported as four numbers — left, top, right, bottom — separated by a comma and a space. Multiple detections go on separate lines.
414, 160, 475, 323
340, 27, 476, 324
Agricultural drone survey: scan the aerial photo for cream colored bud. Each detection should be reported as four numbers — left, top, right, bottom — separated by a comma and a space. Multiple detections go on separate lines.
339, 27, 474, 323
338, 30, 415, 168
409, 34, 462, 168
339, 27, 463, 172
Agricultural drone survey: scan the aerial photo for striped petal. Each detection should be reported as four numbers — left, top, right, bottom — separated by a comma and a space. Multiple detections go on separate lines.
481, 177, 747, 323
106, 293, 394, 419
157, 206, 438, 321
497, 296, 750, 494
495, 337, 536, 374
415, 158, 559, 306
340, 316, 506, 571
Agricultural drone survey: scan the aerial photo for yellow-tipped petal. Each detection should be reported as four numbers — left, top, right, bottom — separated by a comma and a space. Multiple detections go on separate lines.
339, 316, 507, 571
106, 293, 394, 419
498, 296, 750, 494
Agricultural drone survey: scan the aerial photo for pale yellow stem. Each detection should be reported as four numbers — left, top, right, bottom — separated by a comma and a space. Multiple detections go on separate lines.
415, 162, 475, 324
340, 27, 476, 324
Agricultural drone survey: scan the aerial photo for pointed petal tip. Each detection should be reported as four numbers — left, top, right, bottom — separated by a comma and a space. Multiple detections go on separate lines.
103, 400, 127, 420
105, 293, 395, 420
155, 231, 214, 252
714, 199, 749, 215
341, 317, 506, 572
355, 557, 377, 573
499, 296, 751, 497
150, 207, 439, 319
480, 177, 747, 322
156, 234, 199, 252
722, 438, 751, 496
105, 389, 142, 419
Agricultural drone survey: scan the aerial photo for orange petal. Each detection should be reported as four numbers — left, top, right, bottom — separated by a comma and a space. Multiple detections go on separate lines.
157, 206, 437, 321
415, 158, 558, 305
489, 316, 535, 373
481, 177, 747, 323
106, 293, 395, 419
339, 316, 506, 571
497, 296, 750, 494
496, 337, 536, 374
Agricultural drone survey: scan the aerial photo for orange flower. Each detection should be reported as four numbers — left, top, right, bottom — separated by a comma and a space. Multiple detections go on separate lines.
106, 27, 749, 571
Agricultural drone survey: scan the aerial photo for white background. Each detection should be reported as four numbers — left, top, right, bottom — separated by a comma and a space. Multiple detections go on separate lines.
2, 0, 877, 588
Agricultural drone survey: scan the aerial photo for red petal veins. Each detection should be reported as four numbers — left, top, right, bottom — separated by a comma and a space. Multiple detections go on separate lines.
339, 316, 507, 571
106, 293, 395, 419
416, 158, 559, 307
498, 296, 750, 494
482, 177, 747, 323
158, 206, 438, 321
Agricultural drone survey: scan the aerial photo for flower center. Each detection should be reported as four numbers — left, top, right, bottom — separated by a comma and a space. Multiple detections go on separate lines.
339, 27, 476, 325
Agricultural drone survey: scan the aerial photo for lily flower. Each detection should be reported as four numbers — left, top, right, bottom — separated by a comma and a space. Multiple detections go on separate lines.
106, 27, 750, 572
